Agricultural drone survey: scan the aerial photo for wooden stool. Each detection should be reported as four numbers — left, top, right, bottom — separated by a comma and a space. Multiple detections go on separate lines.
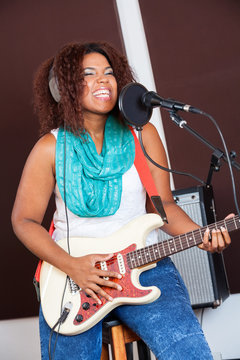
101, 319, 151, 360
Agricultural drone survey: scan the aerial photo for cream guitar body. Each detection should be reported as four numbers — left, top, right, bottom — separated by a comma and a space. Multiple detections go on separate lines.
40, 214, 164, 335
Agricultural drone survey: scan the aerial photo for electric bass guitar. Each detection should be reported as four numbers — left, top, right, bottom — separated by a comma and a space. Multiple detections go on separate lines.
40, 213, 239, 335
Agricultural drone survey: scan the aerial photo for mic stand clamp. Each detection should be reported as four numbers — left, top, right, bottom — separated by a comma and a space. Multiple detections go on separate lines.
206, 149, 224, 186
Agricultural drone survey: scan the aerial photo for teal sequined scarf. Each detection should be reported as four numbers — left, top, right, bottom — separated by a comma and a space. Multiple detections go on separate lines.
55, 116, 135, 217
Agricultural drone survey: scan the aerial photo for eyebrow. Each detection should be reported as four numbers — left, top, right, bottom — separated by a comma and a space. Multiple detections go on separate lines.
83, 66, 113, 71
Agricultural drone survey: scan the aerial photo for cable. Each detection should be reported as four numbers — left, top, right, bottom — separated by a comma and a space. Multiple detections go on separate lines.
48, 304, 72, 360
202, 111, 240, 217
137, 129, 206, 185
48, 124, 71, 359
199, 307, 204, 328
137, 109, 240, 217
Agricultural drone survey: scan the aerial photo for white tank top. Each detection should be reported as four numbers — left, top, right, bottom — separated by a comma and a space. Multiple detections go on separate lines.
51, 129, 158, 245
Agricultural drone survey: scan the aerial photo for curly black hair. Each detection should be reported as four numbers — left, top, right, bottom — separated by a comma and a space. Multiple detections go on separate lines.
33, 42, 135, 136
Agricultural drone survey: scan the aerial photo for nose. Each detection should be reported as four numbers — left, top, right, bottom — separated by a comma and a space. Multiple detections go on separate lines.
97, 74, 109, 84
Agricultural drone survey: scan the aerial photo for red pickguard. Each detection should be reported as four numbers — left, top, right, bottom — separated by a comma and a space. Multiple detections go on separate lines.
73, 244, 151, 326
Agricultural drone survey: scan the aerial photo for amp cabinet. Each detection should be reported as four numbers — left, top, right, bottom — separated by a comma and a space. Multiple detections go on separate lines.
158, 185, 229, 308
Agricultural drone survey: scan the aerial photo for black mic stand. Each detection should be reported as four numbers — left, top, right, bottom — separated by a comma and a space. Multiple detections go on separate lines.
168, 110, 240, 186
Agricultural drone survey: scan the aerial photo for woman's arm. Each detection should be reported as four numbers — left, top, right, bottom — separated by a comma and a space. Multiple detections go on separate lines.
11, 134, 121, 304
141, 123, 231, 252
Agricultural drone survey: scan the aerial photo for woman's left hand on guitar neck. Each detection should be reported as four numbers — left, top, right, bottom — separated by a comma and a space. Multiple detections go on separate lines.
198, 213, 233, 253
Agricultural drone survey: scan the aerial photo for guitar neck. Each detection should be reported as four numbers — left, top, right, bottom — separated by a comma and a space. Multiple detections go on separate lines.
127, 215, 240, 269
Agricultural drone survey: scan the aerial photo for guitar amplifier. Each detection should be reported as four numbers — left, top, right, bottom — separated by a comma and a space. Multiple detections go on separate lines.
158, 185, 229, 308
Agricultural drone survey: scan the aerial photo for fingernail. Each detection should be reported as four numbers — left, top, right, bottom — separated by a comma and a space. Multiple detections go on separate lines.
117, 285, 122, 291
212, 229, 216, 233
108, 296, 113, 302
98, 299, 102, 305
221, 226, 226, 232
117, 274, 122, 279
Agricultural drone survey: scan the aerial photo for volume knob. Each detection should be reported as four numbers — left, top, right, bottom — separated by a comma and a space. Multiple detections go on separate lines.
82, 302, 90, 310
75, 314, 83, 323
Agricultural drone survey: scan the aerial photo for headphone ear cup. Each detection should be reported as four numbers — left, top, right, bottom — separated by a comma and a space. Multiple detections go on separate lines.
48, 67, 61, 102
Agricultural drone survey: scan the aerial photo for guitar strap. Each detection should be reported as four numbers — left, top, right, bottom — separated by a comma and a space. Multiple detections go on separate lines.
33, 127, 167, 300
130, 128, 167, 223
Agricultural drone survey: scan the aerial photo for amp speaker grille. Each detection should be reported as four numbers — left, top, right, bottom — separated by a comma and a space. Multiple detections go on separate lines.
158, 186, 229, 308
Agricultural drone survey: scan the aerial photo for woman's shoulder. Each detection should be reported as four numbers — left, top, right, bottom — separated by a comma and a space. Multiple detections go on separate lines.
29, 132, 56, 164
142, 122, 158, 134
141, 122, 162, 146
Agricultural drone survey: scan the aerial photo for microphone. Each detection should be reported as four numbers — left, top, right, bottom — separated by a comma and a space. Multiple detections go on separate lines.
118, 82, 203, 127
142, 91, 203, 114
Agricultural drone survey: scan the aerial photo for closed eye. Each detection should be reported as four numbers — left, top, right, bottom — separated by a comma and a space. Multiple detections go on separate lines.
83, 67, 114, 77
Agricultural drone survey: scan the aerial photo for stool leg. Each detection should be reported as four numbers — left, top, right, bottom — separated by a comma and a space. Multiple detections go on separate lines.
101, 343, 109, 360
111, 325, 127, 360
137, 339, 152, 360
125, 343, 134, 360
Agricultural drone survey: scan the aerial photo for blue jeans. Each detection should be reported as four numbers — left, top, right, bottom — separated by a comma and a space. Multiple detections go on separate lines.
39, 258, 213, 359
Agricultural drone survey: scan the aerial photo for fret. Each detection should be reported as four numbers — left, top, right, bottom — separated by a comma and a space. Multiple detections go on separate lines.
154, 244, 160, 261
134, 255, 138, 268
161, 242, 166, 257
179, 235, 184, 250
137, 251, 143, 266
174, 236, 180, 252
145, 248, 152, 262
159, 242, 166, 259
173, 238, 178, 252
128, 254, 133, 269
187, 232, 195, 246
134, 252, 140, 267
151, 244, 157, 261
198, 228, 204, 243
237, 217, 240, 230
151, 244, 158, 262
223, 218, 227, 231
168, 239, 175, 254
161, 241, 169, 257
128, 253, 136, 269
192, 230, 198, 246
233, 216, 237, 230
185, 233, 190, 248
140, 249, 147, 265
159, 243, 165, 259
152, 245, 158, 259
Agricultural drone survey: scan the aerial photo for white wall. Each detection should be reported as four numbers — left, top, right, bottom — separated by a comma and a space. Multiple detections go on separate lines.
195, 294, 240, 359
0, 317, 41, 360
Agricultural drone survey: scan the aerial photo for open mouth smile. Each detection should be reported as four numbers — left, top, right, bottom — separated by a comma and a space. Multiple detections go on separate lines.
93, 88, 111, 99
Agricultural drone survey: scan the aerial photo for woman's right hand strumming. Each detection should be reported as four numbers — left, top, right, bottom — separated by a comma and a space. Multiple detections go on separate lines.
67, 253, 122, 304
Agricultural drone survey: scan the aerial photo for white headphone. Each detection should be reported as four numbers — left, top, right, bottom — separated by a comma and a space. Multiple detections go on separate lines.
48, 66, 61, 103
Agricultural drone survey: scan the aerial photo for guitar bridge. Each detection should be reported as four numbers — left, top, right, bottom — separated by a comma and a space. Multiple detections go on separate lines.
67, 276, 81, 295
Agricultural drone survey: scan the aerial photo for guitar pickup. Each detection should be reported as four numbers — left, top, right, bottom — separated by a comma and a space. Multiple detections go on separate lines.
68, 276, 81, 295
117, 253, 126, 275
100, 261, 109, 280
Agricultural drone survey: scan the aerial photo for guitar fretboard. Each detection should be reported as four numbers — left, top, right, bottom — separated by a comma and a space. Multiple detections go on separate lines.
126, 215, 240, 269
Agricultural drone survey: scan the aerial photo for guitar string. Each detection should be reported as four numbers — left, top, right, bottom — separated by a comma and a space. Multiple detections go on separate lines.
126, 217, 239, 268
93, 217, 239, 272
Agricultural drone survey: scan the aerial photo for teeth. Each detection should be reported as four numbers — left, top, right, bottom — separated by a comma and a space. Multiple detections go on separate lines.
93, 89, 110, 96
